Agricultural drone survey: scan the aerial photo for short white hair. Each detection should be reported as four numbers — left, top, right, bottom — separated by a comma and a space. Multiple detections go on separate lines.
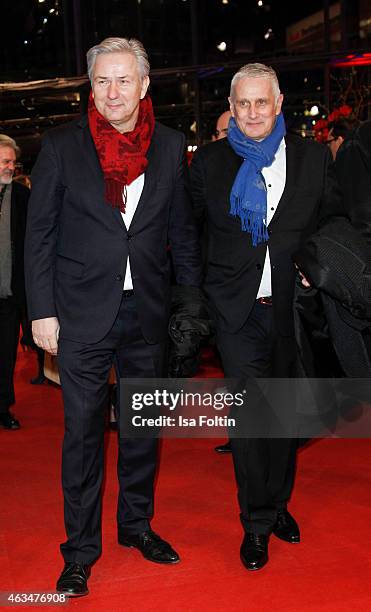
0, 134, 20, 158
86, 37, 150, 83
230, 63, 280, 101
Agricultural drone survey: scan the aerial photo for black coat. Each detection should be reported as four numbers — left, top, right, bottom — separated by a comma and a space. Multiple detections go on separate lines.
25, 117, 202, 344
294, 216, 371, 377
190, 134, 341, 337
335, 120, 371, 247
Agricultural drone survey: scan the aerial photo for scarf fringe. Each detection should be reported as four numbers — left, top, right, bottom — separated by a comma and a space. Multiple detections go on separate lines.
231, 196, 269, 247
105, 179, 126, 213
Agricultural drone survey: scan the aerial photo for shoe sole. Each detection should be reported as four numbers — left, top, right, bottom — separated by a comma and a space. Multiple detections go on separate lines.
119, 541, 180, 564
56, 589, 89, 598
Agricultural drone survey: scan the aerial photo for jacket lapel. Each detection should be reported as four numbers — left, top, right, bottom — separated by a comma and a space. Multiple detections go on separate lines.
269, 136, 304, 226
78, 116, 103, 181
128, 132, 157, 231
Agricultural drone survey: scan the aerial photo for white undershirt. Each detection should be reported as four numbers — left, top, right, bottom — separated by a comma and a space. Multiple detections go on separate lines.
121, 173, 144, 290
256, 138, 286, 298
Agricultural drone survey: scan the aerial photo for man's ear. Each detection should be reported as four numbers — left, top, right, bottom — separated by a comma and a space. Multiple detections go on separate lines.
140, 76, 150, 99
228, 97, 235, 118
275, 93, 284, 115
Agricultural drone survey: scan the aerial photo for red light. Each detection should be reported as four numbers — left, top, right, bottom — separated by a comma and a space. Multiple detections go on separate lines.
331, 53, 371, 68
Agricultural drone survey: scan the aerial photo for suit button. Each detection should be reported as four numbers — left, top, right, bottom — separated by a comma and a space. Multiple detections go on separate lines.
268, 228, 272, 235
116, 274, 123, 281
256, 264, 262, 270
127, 234, 132, 241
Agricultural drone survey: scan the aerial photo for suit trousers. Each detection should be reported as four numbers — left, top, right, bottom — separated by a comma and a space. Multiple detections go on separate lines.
217, 301, 297, 535
57, 293, 167, 564
0, 297, 21, 412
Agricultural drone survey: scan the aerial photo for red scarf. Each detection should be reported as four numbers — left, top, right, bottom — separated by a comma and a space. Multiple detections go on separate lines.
88, 92, 155, 212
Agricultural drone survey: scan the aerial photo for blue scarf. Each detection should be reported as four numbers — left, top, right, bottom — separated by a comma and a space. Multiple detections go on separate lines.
227, 112, 286, 246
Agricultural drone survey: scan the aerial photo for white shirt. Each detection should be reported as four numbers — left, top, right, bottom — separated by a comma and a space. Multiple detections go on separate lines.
256, 138, 286, 298
121, 173, 144, 290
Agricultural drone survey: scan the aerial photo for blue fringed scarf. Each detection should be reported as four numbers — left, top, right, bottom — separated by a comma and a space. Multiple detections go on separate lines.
227, 113, 286, 246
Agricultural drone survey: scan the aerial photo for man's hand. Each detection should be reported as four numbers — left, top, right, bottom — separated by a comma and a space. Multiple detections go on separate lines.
294, 264, 311, 288
32, 317, 60, 355
298, 270, 311, 288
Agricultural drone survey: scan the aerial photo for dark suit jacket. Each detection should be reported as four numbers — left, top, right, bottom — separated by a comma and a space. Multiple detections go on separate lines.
190, 134, 341, 336
10, 181, 29, 310
25, 116, 202, 344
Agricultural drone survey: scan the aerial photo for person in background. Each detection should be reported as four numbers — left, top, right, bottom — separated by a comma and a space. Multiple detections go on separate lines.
190, 63, 340, 571
11, 172, 47, 385
212, 110, 232, 141
25, 37, 201, 597
0, 135, 29, 430
326, 116, 360, 160
13, 174, 32, 189
335, 118, 371, 356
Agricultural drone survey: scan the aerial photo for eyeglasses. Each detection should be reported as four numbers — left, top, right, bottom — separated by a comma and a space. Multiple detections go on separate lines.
325, 138, 336, 145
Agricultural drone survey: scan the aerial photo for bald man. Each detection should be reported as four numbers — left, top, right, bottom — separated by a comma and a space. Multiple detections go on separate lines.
213, 110, 232, 141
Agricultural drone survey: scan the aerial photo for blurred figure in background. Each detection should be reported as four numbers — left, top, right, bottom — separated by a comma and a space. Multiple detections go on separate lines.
326, 116, 360, 160
11, 171, 47, 385
0, 135, 29, 430
335, 118, 371, 245
212, 110, 231, 141
13, 174, 32, 189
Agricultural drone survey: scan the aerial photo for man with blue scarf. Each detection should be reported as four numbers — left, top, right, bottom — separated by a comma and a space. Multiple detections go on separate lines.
190, 64, 340, 571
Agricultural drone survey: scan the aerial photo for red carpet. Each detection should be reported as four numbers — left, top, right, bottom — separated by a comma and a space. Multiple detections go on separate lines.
1, 347, 371, 610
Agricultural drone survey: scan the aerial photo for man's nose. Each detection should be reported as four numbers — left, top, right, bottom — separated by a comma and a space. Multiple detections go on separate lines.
248, 104, 258, 118
107, 82, 119, 99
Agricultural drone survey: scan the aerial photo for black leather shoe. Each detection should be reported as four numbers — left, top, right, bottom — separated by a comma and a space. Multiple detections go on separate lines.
214, 441, 232, 453
273, 509, 300, 543
118, 529, 180, 564
240, 533, 268, 571
0, 412, 20, 430
56, 563, 90, 597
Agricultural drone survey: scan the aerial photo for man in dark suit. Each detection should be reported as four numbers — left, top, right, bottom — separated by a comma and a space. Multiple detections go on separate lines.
190, 63, 339, 571
335, 119, 371, 246
25, 37, 201, 597
0, 135, 29, 430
